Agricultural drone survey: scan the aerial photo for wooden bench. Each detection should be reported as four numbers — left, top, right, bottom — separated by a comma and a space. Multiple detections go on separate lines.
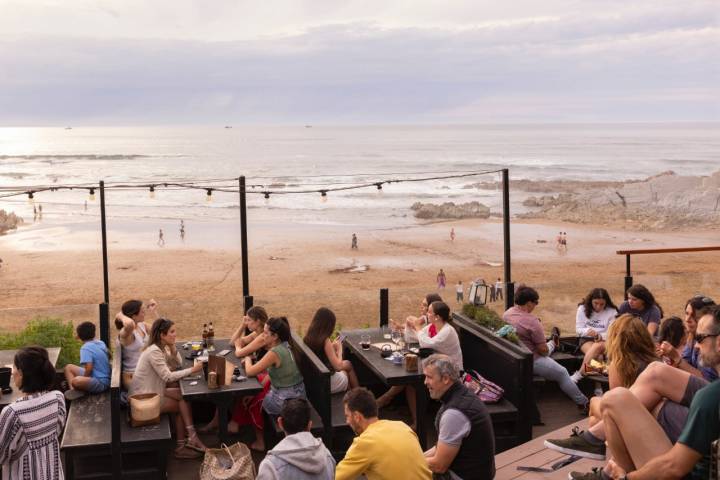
62, 341, 173, 479
454, 313, 534, 450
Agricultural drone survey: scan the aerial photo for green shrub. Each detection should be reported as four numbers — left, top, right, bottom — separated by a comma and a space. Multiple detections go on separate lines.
460, 304, 520, 346
0, 317, 81, 368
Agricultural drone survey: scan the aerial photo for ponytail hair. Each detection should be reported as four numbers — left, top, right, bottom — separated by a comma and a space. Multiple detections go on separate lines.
14, 346, 56, 393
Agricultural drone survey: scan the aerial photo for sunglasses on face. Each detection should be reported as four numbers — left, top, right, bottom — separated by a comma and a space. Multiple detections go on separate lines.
695, 333, 719, 344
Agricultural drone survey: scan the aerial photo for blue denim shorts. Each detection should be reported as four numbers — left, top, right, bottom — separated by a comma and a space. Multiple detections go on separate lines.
262, 382, 306, 416
81, 369, 110, 394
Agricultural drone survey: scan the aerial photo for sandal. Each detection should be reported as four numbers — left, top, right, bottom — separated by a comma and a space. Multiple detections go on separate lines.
197, 423, 218, 434
174, 445, 202, 459
185, 434, 207, 453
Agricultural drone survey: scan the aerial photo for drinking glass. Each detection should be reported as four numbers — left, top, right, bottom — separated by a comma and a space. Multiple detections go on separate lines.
391, 330, 401, 346
361, 334, 371, 351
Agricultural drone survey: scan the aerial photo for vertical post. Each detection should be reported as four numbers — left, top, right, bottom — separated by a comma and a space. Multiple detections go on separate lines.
239, 176, 250, 297
502, 169, 514, 310
379, 288, 389, 327
99, 303, 109, 347
624, 254, 633, 299
99, 181, 110, 341
244, 295, 254, 314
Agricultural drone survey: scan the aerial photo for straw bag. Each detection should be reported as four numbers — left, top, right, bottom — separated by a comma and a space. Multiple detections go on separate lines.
129, 393, 161, 427
199, 442, 255, 480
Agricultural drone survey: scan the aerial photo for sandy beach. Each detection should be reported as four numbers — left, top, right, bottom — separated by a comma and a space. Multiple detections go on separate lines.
1, 216, 718, 340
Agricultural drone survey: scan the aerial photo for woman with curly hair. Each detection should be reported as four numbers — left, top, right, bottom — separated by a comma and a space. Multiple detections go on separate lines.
617, 284, 663, 337
570, 288, 618, 385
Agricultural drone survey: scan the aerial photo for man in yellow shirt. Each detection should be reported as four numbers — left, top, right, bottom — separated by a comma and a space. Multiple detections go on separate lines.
336, 387, 432, 480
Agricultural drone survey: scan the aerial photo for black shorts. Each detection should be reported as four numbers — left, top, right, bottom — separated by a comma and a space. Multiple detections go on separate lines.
656, 375, 708, 443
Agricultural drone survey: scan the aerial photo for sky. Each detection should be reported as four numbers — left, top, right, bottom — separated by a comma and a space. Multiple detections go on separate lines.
0, 0, 718, 125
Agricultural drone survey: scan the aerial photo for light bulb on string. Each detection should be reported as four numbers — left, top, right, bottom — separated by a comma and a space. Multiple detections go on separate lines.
206, 188, 213, 202
320, 190, 328, 203
375, 182, 383, 196
27, 191, 35, 204
149, 185, 156, 199
88, 188, 95, 201
263, 192, 270, 205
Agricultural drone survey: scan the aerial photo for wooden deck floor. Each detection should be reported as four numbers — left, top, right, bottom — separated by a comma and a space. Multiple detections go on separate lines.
495, 418, 604, 480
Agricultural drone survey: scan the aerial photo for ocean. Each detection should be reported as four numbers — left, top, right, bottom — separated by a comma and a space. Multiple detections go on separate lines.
1, 123, 718, 234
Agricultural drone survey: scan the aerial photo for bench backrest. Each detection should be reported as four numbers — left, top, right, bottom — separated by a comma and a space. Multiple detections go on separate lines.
288, 332, 332, 444
111, 340, 122, 480
453, 313, 533, 442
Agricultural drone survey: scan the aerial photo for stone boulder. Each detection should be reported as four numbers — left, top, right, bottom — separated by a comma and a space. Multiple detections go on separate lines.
0, 209, 23, 235
410, 201, 491, 219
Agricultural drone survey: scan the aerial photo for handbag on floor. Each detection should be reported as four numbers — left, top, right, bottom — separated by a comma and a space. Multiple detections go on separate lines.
199, 442, 256, 480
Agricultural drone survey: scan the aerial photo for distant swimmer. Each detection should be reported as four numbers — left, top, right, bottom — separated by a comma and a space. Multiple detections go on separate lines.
158, 228, 165, 247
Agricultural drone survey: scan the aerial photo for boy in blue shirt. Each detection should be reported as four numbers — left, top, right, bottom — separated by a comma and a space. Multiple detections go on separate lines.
64, 322, 111, 401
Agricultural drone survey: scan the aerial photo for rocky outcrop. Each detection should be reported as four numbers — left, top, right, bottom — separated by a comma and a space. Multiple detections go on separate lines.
517, 170, 720, 230
411, 201, 491, 220
0, 210, 23, 235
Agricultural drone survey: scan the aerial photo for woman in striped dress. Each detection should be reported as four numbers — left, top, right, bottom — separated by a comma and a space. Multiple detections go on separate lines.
0, 346, 66, 480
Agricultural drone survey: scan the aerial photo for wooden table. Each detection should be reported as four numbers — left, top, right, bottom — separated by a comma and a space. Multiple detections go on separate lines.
177, 339, 263, 443
342, 328, 430, 449
0, 347, 60, 409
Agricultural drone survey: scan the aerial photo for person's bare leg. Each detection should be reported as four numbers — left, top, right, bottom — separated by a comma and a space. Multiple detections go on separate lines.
250, 427, 264, 451
588, 396, 602, 427
588, 362, 691, 440
377, 385, 405, 408
167, 388, 206, 450
600, 387, 672, 472
342, 360, 360, 389
64, 364, 82, 385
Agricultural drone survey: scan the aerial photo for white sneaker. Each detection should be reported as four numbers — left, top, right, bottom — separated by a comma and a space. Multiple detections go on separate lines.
570, 370, 583, 384
594, 388, 604, 397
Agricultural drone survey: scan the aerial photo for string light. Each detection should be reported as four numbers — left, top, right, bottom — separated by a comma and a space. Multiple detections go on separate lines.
375, 182, 383, 195
206, 189, 213, 202
88, 188, 95, 201
149, 185, 155, 199
263, 192, 270, 205
320, 190, 328, 203
27, 191, 35, 204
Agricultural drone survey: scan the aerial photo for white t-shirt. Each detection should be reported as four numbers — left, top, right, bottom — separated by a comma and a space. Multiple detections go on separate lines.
495, 281, 502, 292
456, 284, 463, 294
417, 323, 463, 371
575, 305, 617, 339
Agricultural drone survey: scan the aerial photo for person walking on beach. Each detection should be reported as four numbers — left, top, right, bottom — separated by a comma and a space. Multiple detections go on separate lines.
556, 232, 563, 251
455, 281, 464, 303
351, 233, 358, 250
38, 204, 42, 218
158, 228, 165, 247
495, 278, 503, 301
561, 231, 568, 251
180, 220, 185, 241
437, 269, 446, 289
489, 283, 496, 302
450, 228, 455, 242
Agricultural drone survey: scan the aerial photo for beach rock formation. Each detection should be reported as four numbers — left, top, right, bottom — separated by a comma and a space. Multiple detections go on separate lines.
516, 170, 720, 230
411, 201, 491, 219
0, 210, 23, 235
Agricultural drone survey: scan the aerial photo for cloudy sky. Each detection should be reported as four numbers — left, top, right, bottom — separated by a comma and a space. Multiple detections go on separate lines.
1, 0, 718, 125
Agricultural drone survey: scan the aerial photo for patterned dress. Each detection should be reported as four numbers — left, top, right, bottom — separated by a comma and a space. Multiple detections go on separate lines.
0, 390, 66, 480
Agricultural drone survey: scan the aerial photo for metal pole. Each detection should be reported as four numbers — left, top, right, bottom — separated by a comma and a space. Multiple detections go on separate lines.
624, 254, 633, 299
239, 176, 250, 297
100, 181, 109, 304
502, 169, 514, 310
244, 295, 254, 314
379, 288, 389, 327
99, 303, 109, 347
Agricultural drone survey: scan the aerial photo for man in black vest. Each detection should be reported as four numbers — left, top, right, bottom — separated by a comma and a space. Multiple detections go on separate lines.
423, 354, 496, 479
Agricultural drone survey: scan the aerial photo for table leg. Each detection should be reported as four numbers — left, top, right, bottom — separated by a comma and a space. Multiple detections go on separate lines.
415, 383, 428, 450
217, 400, 230, 444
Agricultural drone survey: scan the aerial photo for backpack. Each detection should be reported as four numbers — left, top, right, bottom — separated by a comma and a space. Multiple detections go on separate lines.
462, 369, 504, 403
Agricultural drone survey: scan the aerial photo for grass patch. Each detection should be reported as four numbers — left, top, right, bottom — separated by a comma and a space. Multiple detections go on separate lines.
0, 317, 81, 368
460, 304, 520, 345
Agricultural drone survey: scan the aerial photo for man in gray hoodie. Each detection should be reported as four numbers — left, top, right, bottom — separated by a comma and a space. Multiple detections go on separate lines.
257, 398, 336, 480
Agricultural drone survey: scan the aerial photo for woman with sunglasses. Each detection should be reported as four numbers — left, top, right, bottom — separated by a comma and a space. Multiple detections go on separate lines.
130, 318, 207, 458
0, 347, 65, 480
658, 295, 717, 381
243, 317, 306, 434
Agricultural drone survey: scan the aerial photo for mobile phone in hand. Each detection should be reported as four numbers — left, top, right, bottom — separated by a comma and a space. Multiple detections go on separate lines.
337, 333, 347, 343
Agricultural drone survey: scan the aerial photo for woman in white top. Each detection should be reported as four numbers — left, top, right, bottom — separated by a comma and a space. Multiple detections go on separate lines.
391, 292, 443, 343
115, 298, 158, 389
130, 318, 206, 459
569, 288, 618, 384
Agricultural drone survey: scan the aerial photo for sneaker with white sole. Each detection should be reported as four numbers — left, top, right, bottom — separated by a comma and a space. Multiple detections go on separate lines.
64, 389, 85, 401
544, 426, 606, 460
570, 370, 583, 384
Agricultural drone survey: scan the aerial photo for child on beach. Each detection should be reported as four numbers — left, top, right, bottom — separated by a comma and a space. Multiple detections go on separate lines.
63, 322, 111, 401
436, 269, 446, 289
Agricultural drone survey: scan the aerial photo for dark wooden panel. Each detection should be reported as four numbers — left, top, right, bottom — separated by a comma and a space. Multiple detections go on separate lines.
61, 392, 112, 450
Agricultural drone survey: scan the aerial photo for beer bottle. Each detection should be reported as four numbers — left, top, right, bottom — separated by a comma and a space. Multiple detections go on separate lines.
202, 323, 208, 349
207, 322, 215, 351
